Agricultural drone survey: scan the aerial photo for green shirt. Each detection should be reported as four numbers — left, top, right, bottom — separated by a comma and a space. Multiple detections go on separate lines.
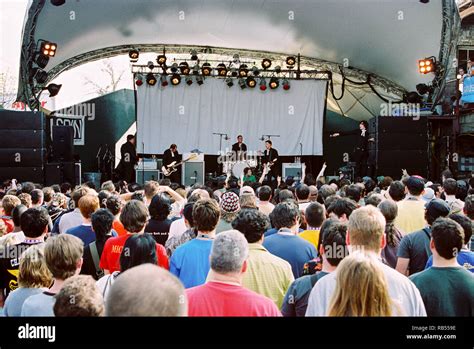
410, 266, 474, 317
242, 243, 294, 308
243, 175, 256, 183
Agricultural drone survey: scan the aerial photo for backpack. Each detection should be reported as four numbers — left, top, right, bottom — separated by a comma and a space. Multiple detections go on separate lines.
89, 241, 105, 279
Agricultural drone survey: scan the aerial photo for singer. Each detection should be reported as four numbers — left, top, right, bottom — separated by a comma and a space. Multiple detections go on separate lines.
116, 134, 139, 183
231, 135, 247, 160
262, 140, 279, 184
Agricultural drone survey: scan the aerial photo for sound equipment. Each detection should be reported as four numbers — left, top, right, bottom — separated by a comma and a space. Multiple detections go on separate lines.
45, 162, 81, 186
0, 110, 46, 183
52, 126, 74, 162
368, 116, 428, 178
282, 163, 305, 179
162, 154, 198, 176
136, 169, 162, 184
181, 153, 204, 186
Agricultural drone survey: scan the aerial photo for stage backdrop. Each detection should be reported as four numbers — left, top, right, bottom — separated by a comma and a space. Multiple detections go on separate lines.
136, 79, 327, 155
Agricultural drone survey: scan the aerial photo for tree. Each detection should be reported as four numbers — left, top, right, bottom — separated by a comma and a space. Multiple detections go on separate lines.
83, 59, 126, 96
0, 69, 18, 109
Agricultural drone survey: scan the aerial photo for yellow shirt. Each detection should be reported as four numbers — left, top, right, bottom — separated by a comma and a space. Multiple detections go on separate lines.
299, 229, 320, 250
394, 199, 426, 234
242, 243, 294, 308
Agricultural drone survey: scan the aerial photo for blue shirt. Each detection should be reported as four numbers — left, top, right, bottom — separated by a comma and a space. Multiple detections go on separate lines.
170, 238, 213, 288
425, 249, 474, 273
66, 224, 117, 246
263, 233, 317, 278
265, 227, 303, 238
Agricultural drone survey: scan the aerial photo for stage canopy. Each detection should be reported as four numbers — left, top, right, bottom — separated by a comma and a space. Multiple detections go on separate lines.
17, 0, 458, 121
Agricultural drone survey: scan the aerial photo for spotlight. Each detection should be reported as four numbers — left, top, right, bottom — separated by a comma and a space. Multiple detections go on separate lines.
51, 0, 66, 6
179, 62, 190, 75
282, 79, 290, 90
252, 66, 260, 76
44, 83, 62, 97
416, 83, 432, 95
246, 76, 256, 88
193, 64, 200, 75
274, 66, 282, 73
34, 53, 50, 69
40, 41, 57, 57
286, 56, 296, 68
225, 77, 234, 87
129, 49, 139, 62
170, 63, 179, 73
34, 69, 48, 84
239, 78, 246, 90
190, 50, 198, 61
239, 64, 248, 77
418, 57, 436, 74
147, 61, 155, 70
262, 58, 272, 70
186, 76, 193, 86
217, 63, 227, 77
171, 74, 181, 85
233, 54, 240, 63
196, 76, 204, 85
135, 74, 144, 86
160, 75, 168, 87
259, 78, 267, 91
230, 68, 238, 77
269, 77, 279, 89
146, 73, 157, 86
202, 63, 212, 76
157, 54, 167, 66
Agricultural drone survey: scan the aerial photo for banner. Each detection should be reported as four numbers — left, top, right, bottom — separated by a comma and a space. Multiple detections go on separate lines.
51, 114, 85, 146
462, 76, 474, 103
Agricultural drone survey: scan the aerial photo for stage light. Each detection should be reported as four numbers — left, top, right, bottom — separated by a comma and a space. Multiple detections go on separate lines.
186, 76, 193, 86
34, 69, 48, 84
146, 73, 157, 86
404, 91, 422, 104
225, 77, 234, 87
147, 61, 155, 70
171, 74, 181, 85
274, 66, 282, 73
192, 64, 200, 75
196, 76, 204, 85
129, 49, 139, 62
239, 78, 246, 90
269, 77, 279, 89
135, 74, 144, 86
179, 62, 190, 75
170, 63, 179, 73
418, 57, 436, 74
35, 53, 50, 69
239, 64, 248, 77
44, 83, 62, 97
40, 41, 57, 57
202, 63, 212, 76
262, 58, 272, 69
157, 54, 167, 66
160, 75, 168, 87
286, 56, 296, 68
230, 68, 238, 77
282, 79, 290, 90
233, 54, 240, 63
246, 76, 256, 88
190, 50, 198, 61
252, 66, 260, 76
51, 0, 66, 6
259, 78, 267, 91
217, 63, 227, 77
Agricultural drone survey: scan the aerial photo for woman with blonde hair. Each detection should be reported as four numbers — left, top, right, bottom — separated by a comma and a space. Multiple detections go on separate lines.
328, 252, 394, 317
2, 244, 53, 316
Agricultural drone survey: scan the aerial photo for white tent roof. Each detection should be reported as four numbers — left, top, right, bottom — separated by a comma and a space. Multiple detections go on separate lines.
18, 0, 457, 120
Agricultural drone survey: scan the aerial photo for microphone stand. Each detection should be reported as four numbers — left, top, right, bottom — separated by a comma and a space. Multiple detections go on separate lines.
299, 142, 303, 182
213, 132, 229, 173
96, 144, 103, 172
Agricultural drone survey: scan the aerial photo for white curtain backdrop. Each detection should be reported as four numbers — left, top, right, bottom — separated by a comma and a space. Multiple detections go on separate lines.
136, 78, 327, 155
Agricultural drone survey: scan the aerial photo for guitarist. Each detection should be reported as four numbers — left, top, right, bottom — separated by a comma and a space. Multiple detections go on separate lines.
262, 140, 279, 185
162, 144, 181, 184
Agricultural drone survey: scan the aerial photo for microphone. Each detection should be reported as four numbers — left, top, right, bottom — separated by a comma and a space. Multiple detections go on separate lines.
259, 136, 265, 141
224, 135, 229, 141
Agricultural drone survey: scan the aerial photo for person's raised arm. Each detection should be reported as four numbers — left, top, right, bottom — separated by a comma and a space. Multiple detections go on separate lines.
259, 165, 269, 184
159, 186, 186, 206
316, 162, 327, 181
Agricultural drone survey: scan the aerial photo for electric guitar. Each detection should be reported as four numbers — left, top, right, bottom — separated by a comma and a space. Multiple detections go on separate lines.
162, 154, 198, 176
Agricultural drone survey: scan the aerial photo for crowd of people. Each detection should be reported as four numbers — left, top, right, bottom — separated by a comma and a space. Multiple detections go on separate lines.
0, 168, 473, 317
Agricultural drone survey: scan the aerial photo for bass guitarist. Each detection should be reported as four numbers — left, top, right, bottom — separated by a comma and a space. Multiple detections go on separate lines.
262, 140, 279, 186
162, 144, 181, 184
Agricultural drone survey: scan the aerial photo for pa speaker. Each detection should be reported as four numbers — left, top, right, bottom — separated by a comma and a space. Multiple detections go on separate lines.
0, 130, 45, 148
0, 148, 46, 167
182, 162, 204, 187
52, 126, 74, 162
0, 110, 44, 130
0, 167, 44, 183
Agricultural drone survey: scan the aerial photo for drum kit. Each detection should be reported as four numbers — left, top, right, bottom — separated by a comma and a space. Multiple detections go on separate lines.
222, 158, 258, 178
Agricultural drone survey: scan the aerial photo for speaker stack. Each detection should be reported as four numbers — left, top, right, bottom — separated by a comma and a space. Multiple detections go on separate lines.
45, 125, 79, 186
368, 116, 429, 179
0, 111, 46, 183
